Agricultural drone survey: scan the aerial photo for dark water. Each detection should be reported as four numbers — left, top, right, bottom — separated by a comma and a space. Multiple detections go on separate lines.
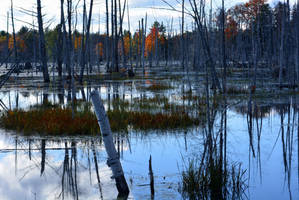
0, 68, 298, 200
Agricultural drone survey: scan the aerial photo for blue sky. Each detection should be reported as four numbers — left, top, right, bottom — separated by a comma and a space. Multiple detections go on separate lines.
0, 0, 297, 33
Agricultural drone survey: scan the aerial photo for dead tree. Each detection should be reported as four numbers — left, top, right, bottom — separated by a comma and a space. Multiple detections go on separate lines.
36, 0, 50, 82
60, 0, 72, 78
6, 12, 9, 69
79, 0, 94, 84
221, 0, 227, 94
127, 0, 133, 70
279, 1, 286, 87
105, 0, 110, 71
56, 24, 63, 77
10, 0, 18, 62
181, 0, 185, 69
90, 90, 129, 197
189, 0, 221, 90
114, 0, 119, 72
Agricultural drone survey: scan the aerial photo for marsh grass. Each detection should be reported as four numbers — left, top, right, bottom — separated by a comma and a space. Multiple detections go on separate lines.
0, 104, 200, 135
180, 159, 248, 200
147, 83, 173, 91
226, 86, 248, 95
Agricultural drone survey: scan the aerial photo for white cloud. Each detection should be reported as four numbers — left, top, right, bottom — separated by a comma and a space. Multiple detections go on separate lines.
0, 0, 297, 32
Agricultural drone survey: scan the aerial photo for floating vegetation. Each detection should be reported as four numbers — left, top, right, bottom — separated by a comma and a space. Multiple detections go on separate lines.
0, 106, 200, 135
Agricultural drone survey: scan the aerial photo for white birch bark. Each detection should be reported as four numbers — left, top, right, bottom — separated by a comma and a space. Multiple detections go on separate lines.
90, 90, 129, 197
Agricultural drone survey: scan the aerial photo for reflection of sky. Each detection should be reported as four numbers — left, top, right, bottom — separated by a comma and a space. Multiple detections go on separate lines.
0, 105, 298, 200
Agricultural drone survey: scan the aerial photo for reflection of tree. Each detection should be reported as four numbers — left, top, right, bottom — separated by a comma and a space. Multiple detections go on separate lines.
280, 103, 294, 199
245, 98, 296, 199
91, 141, 103, 200
181, 99, 248, 199
60, 142, 78, 200
41, 139, 46, 175
234, 103, 271, 118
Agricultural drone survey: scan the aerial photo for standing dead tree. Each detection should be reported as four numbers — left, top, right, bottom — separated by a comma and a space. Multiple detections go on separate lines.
79, 0, 94, 84
36, 0, 50, 82
189, 0, 221, 90
10, 0, 18, 64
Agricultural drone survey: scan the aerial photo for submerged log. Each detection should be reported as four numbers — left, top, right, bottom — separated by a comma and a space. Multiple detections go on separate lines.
90, 90, 129, 197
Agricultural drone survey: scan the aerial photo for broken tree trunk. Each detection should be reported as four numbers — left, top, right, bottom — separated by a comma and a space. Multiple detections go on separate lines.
90, 90, 129, 197
149, 155, 154, 197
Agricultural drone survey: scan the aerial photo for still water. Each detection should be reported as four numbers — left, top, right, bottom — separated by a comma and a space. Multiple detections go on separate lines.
0, 71, 298, 199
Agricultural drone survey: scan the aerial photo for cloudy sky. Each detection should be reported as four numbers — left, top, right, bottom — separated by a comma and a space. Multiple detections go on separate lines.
0, 0, 297, 33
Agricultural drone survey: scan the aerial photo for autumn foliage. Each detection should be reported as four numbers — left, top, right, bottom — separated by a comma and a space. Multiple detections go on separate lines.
145, 26, 165, 57
225, 17, 238, 40
95, 42, 104, 57
227, 0, 267, 28
8, 36, 26, 52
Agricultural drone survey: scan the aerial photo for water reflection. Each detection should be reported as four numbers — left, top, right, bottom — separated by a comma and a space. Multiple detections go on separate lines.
0, 78, 299, 199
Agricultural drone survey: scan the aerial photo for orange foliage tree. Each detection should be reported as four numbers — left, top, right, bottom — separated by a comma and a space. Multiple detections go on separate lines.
0, 36, 7, 52
95, 42, 104, 58
123, 32, 130, 56
225, 16, 238, 40
73, 35, 82, 50
227, 0, 267, 28
145, 23, 165, 58
8, 36, 26, 52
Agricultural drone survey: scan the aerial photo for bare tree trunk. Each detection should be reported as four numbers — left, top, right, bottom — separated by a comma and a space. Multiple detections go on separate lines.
60, 0, 72, 78
118, 0, 127, 68
90, 90, 129, 197
80, 0, 87, 83
221, 0, 227, 94
127, 0, 133, 70
297, 1, 299, 85
10, 0, 18, 62
141, 14, 147, 74
86, 0, 94, 75
56, 23, 63, 78
36, 0, 50, 82
189, 0, 221, 90
279, 2, 286, 88
138, 21, 141, 68
181, 0, 185, 69
114, 0, 119, 72
111, 0, 115, 72
105, 0, 110, 71
6, 11, 9, 69
154, 25, 159, 67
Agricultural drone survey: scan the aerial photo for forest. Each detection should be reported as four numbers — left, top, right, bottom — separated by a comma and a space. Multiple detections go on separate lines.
0, 0, 298, 199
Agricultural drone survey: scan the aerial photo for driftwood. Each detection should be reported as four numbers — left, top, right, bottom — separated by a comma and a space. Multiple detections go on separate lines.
90, 90, 129, 197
